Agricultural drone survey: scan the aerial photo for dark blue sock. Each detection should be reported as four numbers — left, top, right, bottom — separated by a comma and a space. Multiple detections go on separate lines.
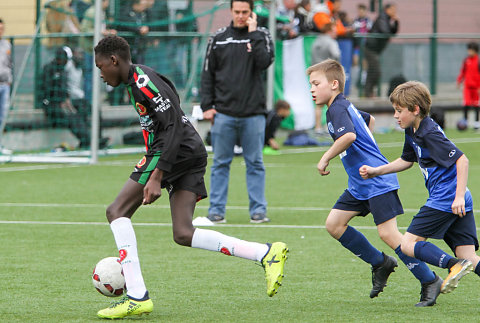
414, 241, 453, 268
338, 226, 384, 266
475, 262, 480, 277
395, 246, 436, 284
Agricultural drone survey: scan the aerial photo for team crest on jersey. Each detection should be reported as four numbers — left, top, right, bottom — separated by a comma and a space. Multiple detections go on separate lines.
327, 122, 334, 134
246, 42, 252, 52
135, 102, 148, 116
136, 156, 147, 168
136, 74, 150, 88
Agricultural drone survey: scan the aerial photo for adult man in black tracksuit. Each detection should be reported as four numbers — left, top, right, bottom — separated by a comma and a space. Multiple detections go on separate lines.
201, 0, 274, 224
364, 3, 399, 97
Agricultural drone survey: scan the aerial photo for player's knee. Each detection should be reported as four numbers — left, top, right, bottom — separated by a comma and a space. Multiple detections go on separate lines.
106, 203, 121, 223
325, 218, 342, 238
172, 229, 194, 247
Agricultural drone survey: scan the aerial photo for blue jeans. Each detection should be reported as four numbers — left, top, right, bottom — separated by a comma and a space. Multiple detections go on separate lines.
209, 112, 267, 217
0, 83, 10, 130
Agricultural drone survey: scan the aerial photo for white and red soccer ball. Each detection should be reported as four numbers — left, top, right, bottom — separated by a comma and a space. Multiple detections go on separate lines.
92, 257, 126, 297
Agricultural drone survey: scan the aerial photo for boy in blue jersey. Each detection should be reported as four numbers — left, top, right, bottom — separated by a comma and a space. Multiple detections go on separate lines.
360, 80, 479, 295
307, 59, 442, 306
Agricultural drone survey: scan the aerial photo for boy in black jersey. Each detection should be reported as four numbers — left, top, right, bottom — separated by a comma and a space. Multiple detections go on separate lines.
93, 35, 288, 319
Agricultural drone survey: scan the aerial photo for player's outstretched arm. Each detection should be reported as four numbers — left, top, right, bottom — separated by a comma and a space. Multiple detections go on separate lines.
359, 158, 413, 179
452, 154, 469, 217
318, 132, 356, 176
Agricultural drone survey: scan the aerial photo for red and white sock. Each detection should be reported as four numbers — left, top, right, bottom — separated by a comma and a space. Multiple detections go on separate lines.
110, 217, 147, 299
191, 228, 269, 261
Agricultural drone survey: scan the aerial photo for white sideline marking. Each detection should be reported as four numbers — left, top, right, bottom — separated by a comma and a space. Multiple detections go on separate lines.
0, 202, 440, 213
0, 219, 381, 230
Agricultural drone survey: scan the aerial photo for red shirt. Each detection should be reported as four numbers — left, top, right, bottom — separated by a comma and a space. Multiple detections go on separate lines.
457, 54, 480, 88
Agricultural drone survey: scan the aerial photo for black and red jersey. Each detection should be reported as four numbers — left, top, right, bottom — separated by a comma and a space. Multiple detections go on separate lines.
125, 64, 207, 173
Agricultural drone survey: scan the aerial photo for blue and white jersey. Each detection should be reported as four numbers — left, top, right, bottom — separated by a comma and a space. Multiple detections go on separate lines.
401, 117, 473, 213
327, 94, 399, 200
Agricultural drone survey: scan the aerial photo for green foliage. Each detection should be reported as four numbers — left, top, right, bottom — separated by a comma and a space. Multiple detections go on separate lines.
0, 132, 479, 322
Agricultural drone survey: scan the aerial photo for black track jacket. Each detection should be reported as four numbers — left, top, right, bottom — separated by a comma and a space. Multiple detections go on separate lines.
200, 23, 274, 117
126, 64, 207, 173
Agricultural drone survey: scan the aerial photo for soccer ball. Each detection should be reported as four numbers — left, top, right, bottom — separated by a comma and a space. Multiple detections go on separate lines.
457, 119, 468, 131
92, 257, 126, 297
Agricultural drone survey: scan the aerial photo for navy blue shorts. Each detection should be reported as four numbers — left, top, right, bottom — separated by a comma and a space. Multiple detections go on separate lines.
130, 155, 208, 201
333, 189, 404, 225
407, 205, 479, 252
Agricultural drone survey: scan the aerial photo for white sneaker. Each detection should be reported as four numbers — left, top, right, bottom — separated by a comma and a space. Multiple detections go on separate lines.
474, 121, 480, 130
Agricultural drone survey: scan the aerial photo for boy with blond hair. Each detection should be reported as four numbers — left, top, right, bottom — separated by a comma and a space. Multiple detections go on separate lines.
308, 59, 441, 306
360, 80, 478, 295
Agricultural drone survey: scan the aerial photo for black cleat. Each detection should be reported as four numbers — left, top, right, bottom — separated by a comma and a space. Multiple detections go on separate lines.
370, 253, 398, 298
415, 273, 442, 307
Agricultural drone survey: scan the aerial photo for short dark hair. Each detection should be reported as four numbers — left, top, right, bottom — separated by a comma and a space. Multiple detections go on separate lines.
358, 4, 367, 10
274, 99, 291, 111
467, 42, 479, 53
0, 19, 3, 24
94, 35, 131, 61
230, 0, 253, 10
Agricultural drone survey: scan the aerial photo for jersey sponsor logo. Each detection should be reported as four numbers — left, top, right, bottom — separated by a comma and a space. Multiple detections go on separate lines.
135, 102, 148, 116
152, 92, 172, 113
337, 126, 345, 132
449, 149, 456, 157
136, 156, 147, 168
327, 122, 334, 134
135, 74, 150, 88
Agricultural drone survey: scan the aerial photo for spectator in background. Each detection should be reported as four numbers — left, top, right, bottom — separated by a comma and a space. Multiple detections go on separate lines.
352, 4, 372, 89
79, 0, 116, 104
41, 47, 108, 149
277, 0, 299, 40
70, 0, 92, 23
45, 0, 81, 49
65, 46, 108, 142
311, 22, 340, 135
117, 0, 151, 65
264, 99, 291, 152
294, 0, 313, 34
457, 42, 480, 129
201, 0, 274, 224
0, 18, 12, 155
364, 3, 399, 98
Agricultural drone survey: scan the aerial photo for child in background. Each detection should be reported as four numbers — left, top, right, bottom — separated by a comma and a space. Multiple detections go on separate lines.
457, 42, 480, 129
264, 99, 291, 153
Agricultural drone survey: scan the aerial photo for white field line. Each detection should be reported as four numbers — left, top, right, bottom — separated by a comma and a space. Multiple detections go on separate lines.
0, 202, 441, 214
2, 220, 480, 232
0, 219, 382, 230
1, 137, 480, 172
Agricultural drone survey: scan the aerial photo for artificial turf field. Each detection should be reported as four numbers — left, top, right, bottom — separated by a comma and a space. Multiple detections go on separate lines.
1, 131, 480, 322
